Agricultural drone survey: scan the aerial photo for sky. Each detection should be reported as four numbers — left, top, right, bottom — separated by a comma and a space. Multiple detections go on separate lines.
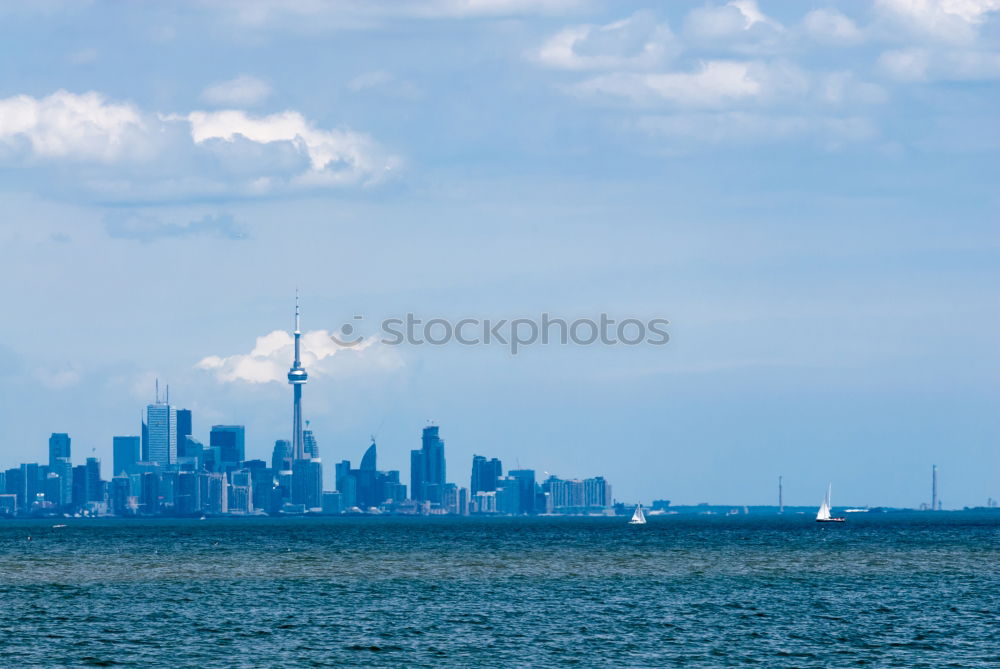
0, 0, 997, 508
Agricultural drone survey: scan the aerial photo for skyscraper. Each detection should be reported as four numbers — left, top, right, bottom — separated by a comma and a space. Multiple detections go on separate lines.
113, 436, 140, 476
271, 440, 292, 472
292, 459, 323, 509
85, 457, 102, 502
471, 455, 503, 495
287, 294, 308, 460
411, 425, 446, 503
303, 422, 319, 459
210, 425, 245, 470
48, 433, 70, 466
176, 409, 192, 449
508, 469, 537, 515
410, 448, 425, 502
360, 441, 377, 471
49, 457, 72, 509
144, 384, 176, 465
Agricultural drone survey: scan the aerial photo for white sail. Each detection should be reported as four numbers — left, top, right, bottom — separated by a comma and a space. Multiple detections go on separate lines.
816, 499, 831, 521
629, 504, 647, 524
816, 484, 832, 520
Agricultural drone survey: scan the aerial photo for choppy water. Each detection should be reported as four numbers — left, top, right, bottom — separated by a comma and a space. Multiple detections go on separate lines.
1, 514, 998, 667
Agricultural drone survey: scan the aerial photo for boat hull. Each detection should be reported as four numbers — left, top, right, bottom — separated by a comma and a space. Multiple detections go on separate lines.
816, 518, 846, 523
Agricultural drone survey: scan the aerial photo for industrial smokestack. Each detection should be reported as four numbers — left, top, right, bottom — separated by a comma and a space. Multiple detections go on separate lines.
931, 465, 938, 511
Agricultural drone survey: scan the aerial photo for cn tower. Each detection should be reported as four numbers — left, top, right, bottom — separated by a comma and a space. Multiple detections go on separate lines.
287, 293, 308, 460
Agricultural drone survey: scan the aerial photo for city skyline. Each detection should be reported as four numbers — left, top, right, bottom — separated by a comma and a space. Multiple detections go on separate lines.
0, 1, 997, 508
0, 296, 986, 510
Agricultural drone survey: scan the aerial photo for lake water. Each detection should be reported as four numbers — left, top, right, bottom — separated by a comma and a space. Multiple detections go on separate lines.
1, 513, 998, 667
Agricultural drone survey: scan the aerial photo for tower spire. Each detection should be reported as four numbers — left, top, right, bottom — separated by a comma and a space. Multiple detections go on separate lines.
288, 291, 308, 461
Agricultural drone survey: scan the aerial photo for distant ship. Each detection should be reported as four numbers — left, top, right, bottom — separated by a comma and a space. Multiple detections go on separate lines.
816, 484, 846, 523
629, 504, 647, 525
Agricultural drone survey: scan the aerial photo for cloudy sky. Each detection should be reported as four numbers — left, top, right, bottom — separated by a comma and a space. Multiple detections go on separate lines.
0, 0, 997, 508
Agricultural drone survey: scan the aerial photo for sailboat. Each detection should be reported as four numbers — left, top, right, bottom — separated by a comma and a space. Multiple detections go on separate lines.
629, 504, 647, 525
816, 484, 846, 523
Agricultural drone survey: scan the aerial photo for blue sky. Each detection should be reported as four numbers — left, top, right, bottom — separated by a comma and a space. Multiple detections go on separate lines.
0, 0, 997, 508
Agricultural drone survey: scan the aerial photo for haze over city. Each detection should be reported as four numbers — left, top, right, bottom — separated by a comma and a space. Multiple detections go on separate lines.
1, 0, 997, 509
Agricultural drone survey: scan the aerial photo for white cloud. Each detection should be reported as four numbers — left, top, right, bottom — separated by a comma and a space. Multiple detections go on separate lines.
197, 329, 402, 384
0, 90, 151, 163
570, 60, 811, 109
201, 75, 273, 106
535, 11, 678, 70
181, 109, 400, 187
802, 9, 864, 45
684, 0, 783, 43
875, 0, 1000, 42
0, 90, 400, 197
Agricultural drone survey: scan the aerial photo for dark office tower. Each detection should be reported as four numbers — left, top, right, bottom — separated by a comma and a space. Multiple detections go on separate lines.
176, 471, 201, 515
495, 477, 521, 515
140, 471, 160, 514
336, 460, 358, 509
303, 422, 319, 459
178, 435, 203, 461
410, 448, 425, 502
509, 469, 537, 515
471, 455, 503, 495
272, 440, 292, 472
113, 436, 141, 476
4, 468, 23, 508
411, 425, 446, 503
292, 459, 323, 509
83, 457, 102, 502
48, 433, 71, 466
176, 409, 192, 448
423, 426, 445, 491
470, 455, 485, 494
210, 425, 245, 470
72, 465, 87, 508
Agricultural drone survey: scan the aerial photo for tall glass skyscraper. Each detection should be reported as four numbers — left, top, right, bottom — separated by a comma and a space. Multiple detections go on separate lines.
145, 402, 177, 465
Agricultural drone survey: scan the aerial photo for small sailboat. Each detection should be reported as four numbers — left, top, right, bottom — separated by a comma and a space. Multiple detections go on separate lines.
816, 484, 846, 523
629, 504, 647, 525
